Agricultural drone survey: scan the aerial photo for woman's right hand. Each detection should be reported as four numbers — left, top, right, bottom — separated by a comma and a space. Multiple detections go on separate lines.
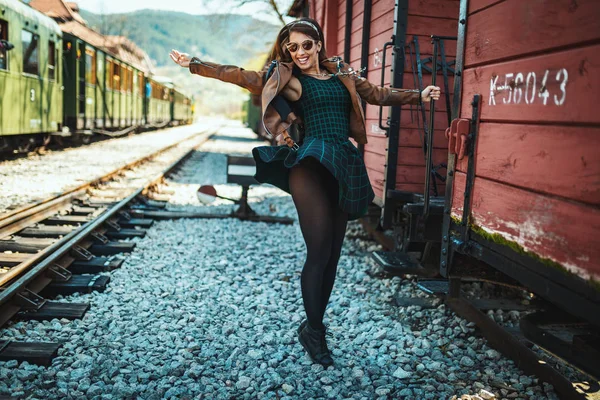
170, 49, 192, 68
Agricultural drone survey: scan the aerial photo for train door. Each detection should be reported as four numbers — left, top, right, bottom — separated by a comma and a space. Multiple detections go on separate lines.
77, 40, 85, 130
84, 47, 96, 130
21, 28, 43, 135
96, 51, 105, 128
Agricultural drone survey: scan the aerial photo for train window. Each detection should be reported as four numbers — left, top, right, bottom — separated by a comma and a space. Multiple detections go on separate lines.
48, 41, 56, 80
121, 65, 127, 92
138, 72, 144, 96
85, 49, 96, 84
106, 60, 112, 89
22, 30, 39, 75
54, 41, 60, 82
113, 63, 120, 91
128, 69, 133, 93
96, 54, 102, 86
0, 20, 7, 70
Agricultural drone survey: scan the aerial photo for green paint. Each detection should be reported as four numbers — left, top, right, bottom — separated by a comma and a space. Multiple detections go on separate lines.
0, 2, 63, 135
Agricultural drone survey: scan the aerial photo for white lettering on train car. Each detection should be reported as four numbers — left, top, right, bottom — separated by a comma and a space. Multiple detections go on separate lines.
539, 70, 550, 105
373, 48, 382, 67
489, 75, 498, 106
490, 68, 568, 107
525, 72, 536, 104
502, 73, 514, 104
555, 68, 568, 106
514, 73, 524, 104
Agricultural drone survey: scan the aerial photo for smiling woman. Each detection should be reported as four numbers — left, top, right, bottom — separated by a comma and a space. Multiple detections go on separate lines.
169, 17, 440, 370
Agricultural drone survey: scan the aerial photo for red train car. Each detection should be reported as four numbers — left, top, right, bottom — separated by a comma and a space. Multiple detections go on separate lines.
291, 0, 600, 354
442, 0, 600, 324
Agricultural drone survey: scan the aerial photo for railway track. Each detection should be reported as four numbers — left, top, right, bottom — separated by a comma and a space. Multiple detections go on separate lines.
369, 250, 599, 399
0, 127, 218, 365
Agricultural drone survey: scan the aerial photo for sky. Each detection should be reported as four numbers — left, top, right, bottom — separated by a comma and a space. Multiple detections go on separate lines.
74, 0, 295, 24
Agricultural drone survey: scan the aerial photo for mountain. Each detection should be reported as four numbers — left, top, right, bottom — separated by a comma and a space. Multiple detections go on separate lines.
78, 9, 281, 117
79, 9, 279, 67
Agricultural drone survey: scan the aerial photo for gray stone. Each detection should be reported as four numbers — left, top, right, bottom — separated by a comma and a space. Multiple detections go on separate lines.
460, 356, 475, 367
392, 367, 410, 379
236, 376, 251, 390
282, 383, 294, 394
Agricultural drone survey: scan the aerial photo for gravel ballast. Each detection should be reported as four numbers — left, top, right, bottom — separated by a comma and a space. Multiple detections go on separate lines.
0, 120, 565, 399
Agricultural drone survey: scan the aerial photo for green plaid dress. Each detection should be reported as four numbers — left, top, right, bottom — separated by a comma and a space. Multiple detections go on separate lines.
252, 74, 375, 220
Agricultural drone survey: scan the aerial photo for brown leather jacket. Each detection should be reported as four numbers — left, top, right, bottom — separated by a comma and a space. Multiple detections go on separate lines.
189, 57, 421, 144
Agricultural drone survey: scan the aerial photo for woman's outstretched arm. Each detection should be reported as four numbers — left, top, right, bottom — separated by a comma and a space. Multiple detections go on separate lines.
170, 49, 266, 96
354, 75, 441, 106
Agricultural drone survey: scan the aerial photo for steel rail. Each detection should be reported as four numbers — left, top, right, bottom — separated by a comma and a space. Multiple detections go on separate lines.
0, 128, 210, 230
0, 128, 216, 293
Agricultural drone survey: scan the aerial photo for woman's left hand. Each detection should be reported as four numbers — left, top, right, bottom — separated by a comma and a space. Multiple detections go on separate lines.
421, 85, 441, 102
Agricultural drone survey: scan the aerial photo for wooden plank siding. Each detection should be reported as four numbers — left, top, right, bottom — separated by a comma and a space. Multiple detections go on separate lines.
313, 0, 458, 200
452, 172, 600, 279
453, 0, 600, 280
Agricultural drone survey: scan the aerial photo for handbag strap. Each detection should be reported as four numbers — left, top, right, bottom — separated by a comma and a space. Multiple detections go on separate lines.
281, 130, 299, 151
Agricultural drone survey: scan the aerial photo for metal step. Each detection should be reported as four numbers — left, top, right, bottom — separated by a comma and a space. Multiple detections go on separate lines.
520, 311, 600, 380
371, 251, 431, 275
417, 279, 450, 296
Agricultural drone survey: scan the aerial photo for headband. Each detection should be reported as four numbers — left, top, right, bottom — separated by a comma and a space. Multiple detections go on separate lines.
285, 20, 320, 37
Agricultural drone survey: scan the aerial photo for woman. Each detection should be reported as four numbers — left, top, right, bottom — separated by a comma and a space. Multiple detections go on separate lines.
170, 18, 440, 367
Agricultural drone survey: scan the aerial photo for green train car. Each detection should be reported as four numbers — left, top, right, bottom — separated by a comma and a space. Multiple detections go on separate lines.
61, 35, 146, 136
149, 76, 193, 126
0, 0, 193, 153
0, 0, 63, 151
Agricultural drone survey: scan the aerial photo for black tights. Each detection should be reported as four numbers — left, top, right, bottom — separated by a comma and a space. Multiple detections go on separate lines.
289, 158, 348, 330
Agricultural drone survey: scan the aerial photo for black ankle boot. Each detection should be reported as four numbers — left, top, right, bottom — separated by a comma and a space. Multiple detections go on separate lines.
297, 320, 307, 335
298, 323, 333, 367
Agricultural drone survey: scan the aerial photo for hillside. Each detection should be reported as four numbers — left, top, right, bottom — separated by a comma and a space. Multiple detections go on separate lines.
80, 9, 279, 67
79, 9, 280, 116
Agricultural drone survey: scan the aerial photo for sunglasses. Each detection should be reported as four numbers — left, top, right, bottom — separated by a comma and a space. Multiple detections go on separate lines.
285, 39, 317, 53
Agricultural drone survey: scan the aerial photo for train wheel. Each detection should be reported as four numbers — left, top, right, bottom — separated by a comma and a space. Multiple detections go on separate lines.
16, 138, 35, 153
75, 134, 93, 146
0, 137, 11, 153
42, 134, 52, 147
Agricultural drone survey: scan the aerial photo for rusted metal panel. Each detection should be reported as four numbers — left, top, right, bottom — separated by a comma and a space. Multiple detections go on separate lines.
451, 172, 600, 280
461, 45, 599, 124
455, 123, 600, 205
464, 0, 600, 68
